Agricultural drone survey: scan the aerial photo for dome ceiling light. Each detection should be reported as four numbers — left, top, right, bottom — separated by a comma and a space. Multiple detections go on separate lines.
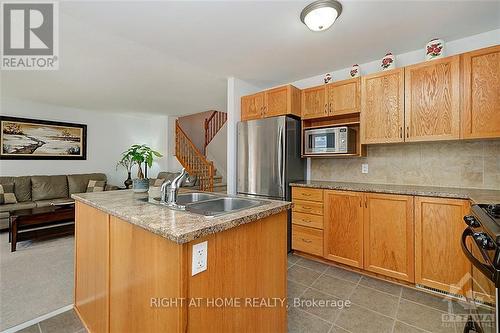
300, 0, 343, 32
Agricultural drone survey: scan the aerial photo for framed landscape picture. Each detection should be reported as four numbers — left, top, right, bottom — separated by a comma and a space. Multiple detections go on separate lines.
0, 116, 87, 160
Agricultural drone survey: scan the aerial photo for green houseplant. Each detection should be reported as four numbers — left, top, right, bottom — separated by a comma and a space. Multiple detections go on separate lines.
120, 144, 162, 192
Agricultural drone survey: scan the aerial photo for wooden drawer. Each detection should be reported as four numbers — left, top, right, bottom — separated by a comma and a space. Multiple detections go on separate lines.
292, 187, 323, 202
293, 200, 323, 215
292, 225, 323, 256
292, 212, 323, 229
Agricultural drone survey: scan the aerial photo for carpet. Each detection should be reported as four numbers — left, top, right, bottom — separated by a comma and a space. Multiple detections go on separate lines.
0, 231, 74, 331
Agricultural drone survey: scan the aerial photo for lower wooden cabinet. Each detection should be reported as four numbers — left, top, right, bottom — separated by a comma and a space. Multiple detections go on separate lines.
363, 193, 415, 282
324, 190, 364, 268
292, 225, 323, 256
414, 197, 471, 296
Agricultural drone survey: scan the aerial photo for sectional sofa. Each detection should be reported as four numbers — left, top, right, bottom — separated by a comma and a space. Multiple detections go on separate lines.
0, 173, 118, 230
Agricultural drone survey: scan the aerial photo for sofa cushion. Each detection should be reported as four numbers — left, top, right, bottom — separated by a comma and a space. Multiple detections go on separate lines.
86, 180, 106, 192
35, 198, 74, 208
67, 173, 107, 195
31, 175, 69, 201
0, 201, 36, 213
0, 184, 18, 204
0, 176, 31, 202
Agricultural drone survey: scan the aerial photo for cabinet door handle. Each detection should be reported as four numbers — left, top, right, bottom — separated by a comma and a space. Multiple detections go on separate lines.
324, 103, 328, 114
329, 102, 332, 113
406, 126, 409, 138
359, 199, 362, 207
365, 198, 368, 208
399, 127, 402, 138
301, 238, 312, 243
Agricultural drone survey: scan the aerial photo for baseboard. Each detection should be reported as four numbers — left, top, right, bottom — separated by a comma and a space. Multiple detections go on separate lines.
1, 304, 74, 333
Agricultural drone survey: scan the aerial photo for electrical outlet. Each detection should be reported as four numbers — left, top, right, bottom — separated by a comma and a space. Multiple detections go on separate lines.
361, 164, 369, 174
192, 241, 208, 276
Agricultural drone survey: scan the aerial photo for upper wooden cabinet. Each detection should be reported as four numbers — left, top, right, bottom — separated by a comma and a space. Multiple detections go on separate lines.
327, 77, 361, 116
363, 193, 415, 282
405, 55, 461, 142
301, 78, 361, 119
461, 45, 500, 139
361, 68, 405, 144
241, 92, 264, 121
324, 190, 364, 268
301, 85, 327, 119
414, 197, 471, 296
241, 85, 300, 121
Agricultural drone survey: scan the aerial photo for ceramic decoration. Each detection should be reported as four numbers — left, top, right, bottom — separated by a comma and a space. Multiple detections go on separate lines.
350, 64, 360, 78
426, 38, 444, 61
324, 73, 332, 84
381, 53, 395, 70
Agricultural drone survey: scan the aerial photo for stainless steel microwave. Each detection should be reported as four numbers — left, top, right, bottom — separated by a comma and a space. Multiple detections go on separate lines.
304, 126, 356, 155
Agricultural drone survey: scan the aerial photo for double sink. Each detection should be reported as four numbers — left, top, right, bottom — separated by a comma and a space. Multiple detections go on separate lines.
145, 192, 267, 217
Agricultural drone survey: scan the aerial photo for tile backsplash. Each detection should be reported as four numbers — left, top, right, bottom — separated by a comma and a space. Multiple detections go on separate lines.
311, 140, 500, 190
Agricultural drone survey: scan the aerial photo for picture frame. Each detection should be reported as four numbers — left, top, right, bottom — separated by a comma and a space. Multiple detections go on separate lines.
0, 116, 87, 160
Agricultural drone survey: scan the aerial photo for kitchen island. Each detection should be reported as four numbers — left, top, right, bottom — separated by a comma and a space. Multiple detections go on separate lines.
71, 190, 291, 333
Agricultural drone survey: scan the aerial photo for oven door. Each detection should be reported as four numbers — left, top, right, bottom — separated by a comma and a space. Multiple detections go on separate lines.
305, 128, 338, 154
461, 228, 497, 333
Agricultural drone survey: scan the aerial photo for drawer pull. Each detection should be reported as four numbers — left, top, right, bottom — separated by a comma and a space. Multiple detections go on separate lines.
301, 219, 311, 223
302, 193, 311, 197
301, 238, 312, 243
301, 206, 312, 210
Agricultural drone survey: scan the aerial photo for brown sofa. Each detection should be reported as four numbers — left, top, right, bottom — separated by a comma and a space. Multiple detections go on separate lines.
0, 173, 118, 230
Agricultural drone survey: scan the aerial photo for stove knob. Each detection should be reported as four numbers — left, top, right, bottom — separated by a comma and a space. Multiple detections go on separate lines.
473, 232, 495, 250
464, 215, 480, 228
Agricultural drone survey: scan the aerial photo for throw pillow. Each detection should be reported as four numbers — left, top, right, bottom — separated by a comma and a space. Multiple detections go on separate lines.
149, 178, 165, 187
86, 180, 106, 192
0, 184, 18, 204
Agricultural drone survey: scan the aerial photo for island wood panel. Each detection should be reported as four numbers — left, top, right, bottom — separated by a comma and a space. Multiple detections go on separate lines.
414, 197, 471, 296
108, 216, 186, 333
327, 77, 361, 116
324, 190, 364, 268
461, 45, 500, 139
301, 85, 327, 119
187, 211, 287, 333
471, 243, 497, 304
241, 92, 264, 121
361, 68, 405, 144
363, 193, 415, 282
404, 55, 460, 142
74, 202, 110, 333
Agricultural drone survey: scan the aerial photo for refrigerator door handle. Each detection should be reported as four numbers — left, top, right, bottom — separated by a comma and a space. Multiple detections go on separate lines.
277, 124, 284, 196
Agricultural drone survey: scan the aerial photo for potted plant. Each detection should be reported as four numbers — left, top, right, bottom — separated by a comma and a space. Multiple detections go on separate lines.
116, 155, 136, 189
121, 144, 163, 192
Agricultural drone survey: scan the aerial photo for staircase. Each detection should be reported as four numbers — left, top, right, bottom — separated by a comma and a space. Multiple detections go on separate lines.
175, 111, 227, 192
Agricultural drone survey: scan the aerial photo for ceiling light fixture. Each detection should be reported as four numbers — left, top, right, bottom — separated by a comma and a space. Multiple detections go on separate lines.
300, 0, 342, 32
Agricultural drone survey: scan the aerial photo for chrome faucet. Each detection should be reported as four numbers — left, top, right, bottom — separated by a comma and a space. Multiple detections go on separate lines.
162, 168, 188, 208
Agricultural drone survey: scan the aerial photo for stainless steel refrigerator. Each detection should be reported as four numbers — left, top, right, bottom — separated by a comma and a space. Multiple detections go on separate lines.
237, 116, 305, 252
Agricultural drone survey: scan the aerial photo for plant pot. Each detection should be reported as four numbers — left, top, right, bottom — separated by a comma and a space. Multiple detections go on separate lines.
124, 172, 133, 189
133, 178, 149, 193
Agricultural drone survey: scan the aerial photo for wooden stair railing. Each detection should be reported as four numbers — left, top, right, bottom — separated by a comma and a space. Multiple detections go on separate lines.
204, 111, 227, 155
175, 120, 214, 192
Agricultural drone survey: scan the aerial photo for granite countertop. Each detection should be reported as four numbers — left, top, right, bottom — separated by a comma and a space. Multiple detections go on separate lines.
290, 181, 500, 204
71, 190, 291, 244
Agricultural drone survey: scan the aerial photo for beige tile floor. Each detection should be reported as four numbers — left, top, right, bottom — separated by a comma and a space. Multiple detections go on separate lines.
19, 254, 495, 333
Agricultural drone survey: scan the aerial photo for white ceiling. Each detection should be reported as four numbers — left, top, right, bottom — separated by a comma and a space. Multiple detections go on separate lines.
1, 0, 499, 116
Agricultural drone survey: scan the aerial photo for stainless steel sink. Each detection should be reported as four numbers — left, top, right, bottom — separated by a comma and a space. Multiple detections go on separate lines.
176, 192, 219, 205
186, 197, 265, 217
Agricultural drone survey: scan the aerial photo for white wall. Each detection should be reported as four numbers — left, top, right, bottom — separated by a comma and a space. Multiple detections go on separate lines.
226, 77, 265, 194
0, 99, 170, 186
291, 29, 500, 89
206, 123, 227, 181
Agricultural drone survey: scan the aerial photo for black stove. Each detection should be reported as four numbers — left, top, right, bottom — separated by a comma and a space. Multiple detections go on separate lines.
462, 204, 500, 333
